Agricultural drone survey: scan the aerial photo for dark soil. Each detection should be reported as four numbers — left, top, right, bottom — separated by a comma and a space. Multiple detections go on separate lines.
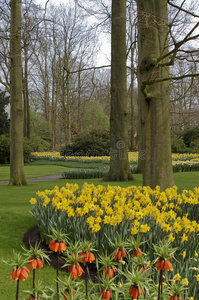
23, 226, 98, 282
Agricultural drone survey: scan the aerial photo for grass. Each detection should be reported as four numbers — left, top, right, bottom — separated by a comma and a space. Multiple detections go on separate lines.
0, 165, 76, 181
0, 159, 110, 181
28, 159, 108, 169
0, 176, 142, 299
0, 164, 198, 299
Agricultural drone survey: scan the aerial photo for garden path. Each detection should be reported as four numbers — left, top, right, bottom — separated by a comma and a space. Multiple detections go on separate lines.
0, 173, 63, 185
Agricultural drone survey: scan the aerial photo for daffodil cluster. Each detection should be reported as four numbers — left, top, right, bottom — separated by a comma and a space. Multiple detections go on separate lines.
30, 184, 199, 254
31, 151, 199, 164
29, 183, 199, 298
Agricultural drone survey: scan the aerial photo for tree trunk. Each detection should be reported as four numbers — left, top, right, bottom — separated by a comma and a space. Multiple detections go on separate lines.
137, 0, 174, 190
66, 71, 71, 144
23, 37, 30, 138
9, 0, 27, 186
44, 49, 50, 122
130, 40, 136, 151
103, 0, 134, 181
77, 69, 82, 132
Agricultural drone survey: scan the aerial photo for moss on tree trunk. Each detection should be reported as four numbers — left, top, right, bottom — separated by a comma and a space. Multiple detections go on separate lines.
103, 0, 134, 182
9, 0, 27, 186
137, 0, 174, 190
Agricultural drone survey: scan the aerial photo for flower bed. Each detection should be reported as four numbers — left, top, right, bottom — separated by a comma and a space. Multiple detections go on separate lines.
31, 151, 199, 163
31, 152, 199, 174
29, 183, 199, 298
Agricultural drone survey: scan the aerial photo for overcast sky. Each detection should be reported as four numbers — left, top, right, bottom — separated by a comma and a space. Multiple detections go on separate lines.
34, 0, 198, 66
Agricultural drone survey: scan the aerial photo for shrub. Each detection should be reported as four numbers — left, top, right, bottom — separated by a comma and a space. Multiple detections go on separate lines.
28, 135, 51, 152
61, 129, 110, 157
23, 138, 32, 163
0, 135, 37, 164
0, 90, 10, 135
171, 137, 187, 153
182, 127, 199, 148
190, 138, 199, 153
0, 134, 10, 163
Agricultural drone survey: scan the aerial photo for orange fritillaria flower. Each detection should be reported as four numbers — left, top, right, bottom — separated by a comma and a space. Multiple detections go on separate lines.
129, 286, 143, 299
132, 248, 142, 257
58, 241, 67, 252
80, 251, 95, 263
11, 269, 16, 280
157, 258, 172, 271
104, 266, 115, 279
28, 258, 43, 269
49, 239, 67, 252
69, 263, 84, 279
138, 265, 147, 275
36, 258, 43, 269
63, 290, 76, 300
114, 248, 126, 261
11, 266, 30, 281
101, 290, 112, 299
165, 259, 172, 271
169, 297, 182, 300
121, 248, 126, 257
70, 265, 78, 279
76, 263, 84, 276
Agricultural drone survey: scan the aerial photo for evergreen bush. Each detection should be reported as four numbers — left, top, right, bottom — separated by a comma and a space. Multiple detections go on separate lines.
171, 137, 187, 153
182, 127, 199, 148
0, 90, 10, 135
0, 135, 35, 164
171, 127, 199, 153
0, 134, 10, 164
28, 135, 51, 152
61, 129, 110, 157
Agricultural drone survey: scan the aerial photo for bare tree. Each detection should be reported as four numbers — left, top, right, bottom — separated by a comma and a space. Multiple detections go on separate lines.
0, 1, 10, 92
136, 0, 199, 189
104, 0, 134, 181
9, 0, 27, 185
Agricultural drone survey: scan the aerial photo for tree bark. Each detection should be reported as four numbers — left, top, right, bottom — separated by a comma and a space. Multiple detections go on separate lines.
23, 37, 30, 138
129, 40, 136, 151
9, 0, 27, 186
103, 0, 134, 181
137, 0, 174, 190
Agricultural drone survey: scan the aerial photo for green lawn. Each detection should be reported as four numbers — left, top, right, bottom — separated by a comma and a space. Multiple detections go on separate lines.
0, 165, 74, 181
0, 167, 198, 299
0, 177, 141, 299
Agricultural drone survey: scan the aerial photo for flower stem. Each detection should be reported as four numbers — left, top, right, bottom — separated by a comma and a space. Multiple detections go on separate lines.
16, 280, 19, 300
158, 269, 163, 300
33, 268, 35, 290
85, 262, 88, 299
57, 252, 59, 294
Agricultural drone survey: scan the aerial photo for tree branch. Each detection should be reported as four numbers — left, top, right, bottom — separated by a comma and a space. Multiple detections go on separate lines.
143, 73, 199, 85
63, 64, 111, 74
158, 22, 199, 66
167, 1, 199, 18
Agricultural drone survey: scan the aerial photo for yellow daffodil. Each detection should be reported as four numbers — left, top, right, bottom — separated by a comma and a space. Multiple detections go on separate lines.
181, 278, 189, 286
30, 198, 37, 205
181, 233, 188, 243
173, 273, 181, 281
168, 233, 175, 242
